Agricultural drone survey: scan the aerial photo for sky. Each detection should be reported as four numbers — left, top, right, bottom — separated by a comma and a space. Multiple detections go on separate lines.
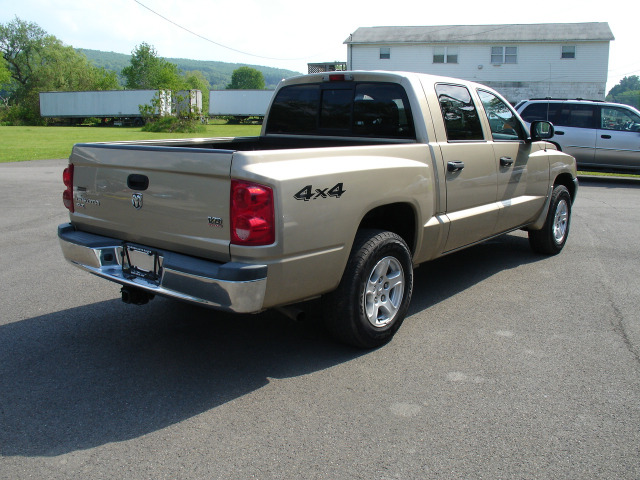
2, 0, 638, 93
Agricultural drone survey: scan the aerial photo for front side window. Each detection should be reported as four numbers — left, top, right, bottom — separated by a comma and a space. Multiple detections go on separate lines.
380, 47, 390, 59
491, 46, 517, 64
436, 83, 484, 141
562, 46, 576, 59
601, 106, 640, 131
433, 46, 459, 64
477, 90, 524, 141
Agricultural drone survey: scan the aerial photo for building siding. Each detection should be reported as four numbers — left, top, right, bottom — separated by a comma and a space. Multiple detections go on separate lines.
347, 33, 610, 103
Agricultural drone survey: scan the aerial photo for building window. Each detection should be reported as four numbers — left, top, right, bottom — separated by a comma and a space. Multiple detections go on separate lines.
380, 47, 390, 60
561, 46, 576, 59
491, 46, 517, 64
433, 47, 458, 64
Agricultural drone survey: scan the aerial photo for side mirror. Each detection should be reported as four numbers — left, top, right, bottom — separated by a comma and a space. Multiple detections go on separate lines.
530, 120, 555, 141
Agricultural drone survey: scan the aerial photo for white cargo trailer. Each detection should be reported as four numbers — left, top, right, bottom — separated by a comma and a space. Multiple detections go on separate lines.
209, 90, 274, 117
39, 90, 172, 124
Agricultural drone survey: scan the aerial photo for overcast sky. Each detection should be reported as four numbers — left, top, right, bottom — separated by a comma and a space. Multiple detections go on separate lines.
2, 0, 638, 92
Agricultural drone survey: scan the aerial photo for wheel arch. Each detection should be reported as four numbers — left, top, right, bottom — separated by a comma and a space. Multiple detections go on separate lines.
554, 172, 578, 204
357, 202, 417, 255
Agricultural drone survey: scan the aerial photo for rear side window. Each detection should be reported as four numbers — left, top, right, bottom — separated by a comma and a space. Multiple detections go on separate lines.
560, 104, 597, 129
520, 102, 597, 129
520, 103, 562, 124
436, 84, 484, 141
265, 82, 415, 139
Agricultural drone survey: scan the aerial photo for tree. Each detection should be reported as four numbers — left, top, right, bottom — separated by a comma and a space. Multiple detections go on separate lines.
1, 17, 119, 124
121, 42, 182, 91
606, 75, 640, 109
0, 57, 10, 109
607, 75, 640, 99
0, 17, 50, 90
0, 56, 10, 86
227, 66, 265, 90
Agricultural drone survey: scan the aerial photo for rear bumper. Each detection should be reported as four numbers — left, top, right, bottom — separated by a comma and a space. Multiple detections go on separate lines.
58, 223, 267, 313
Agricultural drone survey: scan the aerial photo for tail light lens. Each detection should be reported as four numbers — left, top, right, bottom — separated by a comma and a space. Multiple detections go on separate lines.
230, 180, 275, 246
63, 164, 74, 213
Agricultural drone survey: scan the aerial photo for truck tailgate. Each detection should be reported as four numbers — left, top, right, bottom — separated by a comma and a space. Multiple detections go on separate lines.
69, 143, 233, 262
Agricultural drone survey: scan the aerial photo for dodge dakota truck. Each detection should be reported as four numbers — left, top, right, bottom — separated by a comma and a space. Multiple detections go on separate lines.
58, 71, 578, 348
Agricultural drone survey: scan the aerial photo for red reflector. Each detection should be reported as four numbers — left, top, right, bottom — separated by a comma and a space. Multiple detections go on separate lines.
62, 164, 74, 213
230, 180, 275, 246
63, 189, 74, 213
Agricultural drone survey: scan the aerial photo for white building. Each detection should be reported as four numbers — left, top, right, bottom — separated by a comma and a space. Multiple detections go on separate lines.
344, 23, 614, 103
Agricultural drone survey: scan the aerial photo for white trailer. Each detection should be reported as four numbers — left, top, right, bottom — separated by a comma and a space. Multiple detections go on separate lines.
175, 90, 203, 115
209, 90, 274, 117
39, 90, 172, 124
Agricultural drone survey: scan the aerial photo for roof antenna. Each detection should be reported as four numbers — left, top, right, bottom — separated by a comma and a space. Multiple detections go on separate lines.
546, 64, 552, 121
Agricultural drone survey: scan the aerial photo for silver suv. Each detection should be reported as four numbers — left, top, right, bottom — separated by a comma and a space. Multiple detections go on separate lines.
516, 99, 640, 172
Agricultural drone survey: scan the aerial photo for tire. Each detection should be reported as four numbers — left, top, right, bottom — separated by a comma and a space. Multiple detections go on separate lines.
323, 229, 413, 348
528, 185, 572, 255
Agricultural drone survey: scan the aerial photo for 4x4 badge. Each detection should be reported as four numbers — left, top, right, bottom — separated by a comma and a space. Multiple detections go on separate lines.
131, 193, 143, 209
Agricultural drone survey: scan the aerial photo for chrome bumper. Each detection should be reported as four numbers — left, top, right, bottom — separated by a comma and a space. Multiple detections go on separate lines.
58, 224, 267, 313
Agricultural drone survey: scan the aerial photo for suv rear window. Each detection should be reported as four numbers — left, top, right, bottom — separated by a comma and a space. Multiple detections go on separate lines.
520, 102, 597, 129
265, 82, 415, 139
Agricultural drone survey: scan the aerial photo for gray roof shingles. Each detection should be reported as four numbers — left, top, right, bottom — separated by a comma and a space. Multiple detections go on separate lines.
344, 23, 614, 44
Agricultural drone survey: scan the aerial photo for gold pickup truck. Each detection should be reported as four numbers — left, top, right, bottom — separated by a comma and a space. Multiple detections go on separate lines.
58, 71, 577, 348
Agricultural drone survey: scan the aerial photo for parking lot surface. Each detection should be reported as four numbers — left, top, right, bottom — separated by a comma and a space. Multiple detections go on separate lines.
1, 160, 639, 479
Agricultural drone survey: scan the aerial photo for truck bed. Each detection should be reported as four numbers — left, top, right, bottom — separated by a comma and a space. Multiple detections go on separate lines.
103, 135, 416, 152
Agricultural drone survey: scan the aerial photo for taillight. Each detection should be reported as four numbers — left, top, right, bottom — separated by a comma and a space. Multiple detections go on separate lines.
63, 164, 74, 213
230, 180, 275, 246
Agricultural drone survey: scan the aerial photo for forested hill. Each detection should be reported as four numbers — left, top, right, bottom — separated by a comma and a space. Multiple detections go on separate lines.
78, 48, 302, 90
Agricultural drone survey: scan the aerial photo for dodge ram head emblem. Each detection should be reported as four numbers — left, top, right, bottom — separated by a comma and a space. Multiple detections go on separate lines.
131, 193, 143, 209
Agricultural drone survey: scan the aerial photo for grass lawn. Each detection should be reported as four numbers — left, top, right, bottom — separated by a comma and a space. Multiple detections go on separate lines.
0, 124, 262, 163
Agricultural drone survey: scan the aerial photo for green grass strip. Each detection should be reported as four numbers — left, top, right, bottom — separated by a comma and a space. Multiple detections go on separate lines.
0, 124, 262, 163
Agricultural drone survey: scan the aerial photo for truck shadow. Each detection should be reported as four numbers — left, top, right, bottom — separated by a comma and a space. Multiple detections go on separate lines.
409, 231, 540, 313
0, 231, 541, 457
0, 298, 359, 457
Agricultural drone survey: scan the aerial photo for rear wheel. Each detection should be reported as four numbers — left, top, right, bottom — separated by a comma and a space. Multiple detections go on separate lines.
323, 229, 413, 348
529, 185, 572, 255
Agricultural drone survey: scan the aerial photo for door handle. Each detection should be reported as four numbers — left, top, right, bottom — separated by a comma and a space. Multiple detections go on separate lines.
447, 161, 465, 172
601, 134, 612, 139
555, 130, 565, 135
500, 156, 514, 167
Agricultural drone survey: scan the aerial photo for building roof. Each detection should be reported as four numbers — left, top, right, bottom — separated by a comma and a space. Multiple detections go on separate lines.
344, 23, 614, 44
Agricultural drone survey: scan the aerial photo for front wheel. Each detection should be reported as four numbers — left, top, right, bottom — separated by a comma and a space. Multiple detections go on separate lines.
323, 230, 413, 348
528, 185, 572, 255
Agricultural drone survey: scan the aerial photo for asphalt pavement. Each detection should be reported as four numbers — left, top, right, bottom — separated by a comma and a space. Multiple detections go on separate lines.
1, 160, 639, 479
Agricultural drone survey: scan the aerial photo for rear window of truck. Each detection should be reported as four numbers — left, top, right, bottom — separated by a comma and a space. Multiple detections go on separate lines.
266, 82, 416, 139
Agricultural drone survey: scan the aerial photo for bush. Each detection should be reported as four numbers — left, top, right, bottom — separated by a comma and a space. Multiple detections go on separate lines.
141, 116, 205, 133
